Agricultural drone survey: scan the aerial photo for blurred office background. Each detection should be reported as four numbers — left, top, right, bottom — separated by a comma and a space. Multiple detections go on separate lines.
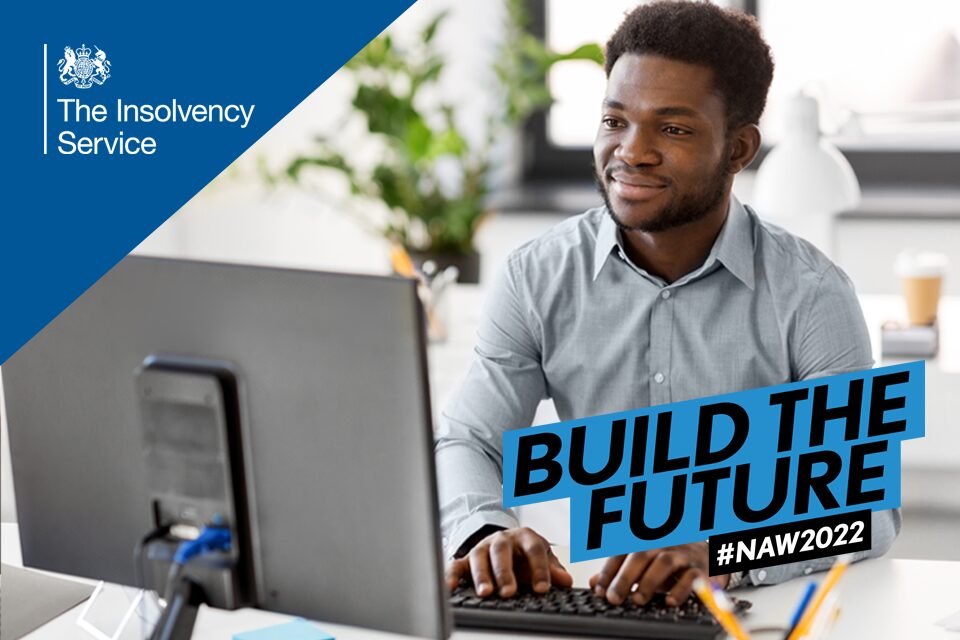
2, 0, 958, 561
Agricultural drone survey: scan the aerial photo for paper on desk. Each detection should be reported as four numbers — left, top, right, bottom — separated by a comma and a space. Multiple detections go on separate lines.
0, 563, 95, 639
937, 609, 960, 632
233, 618, 335, 640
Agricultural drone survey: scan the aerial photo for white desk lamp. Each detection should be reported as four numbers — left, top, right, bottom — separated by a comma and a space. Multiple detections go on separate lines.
752, 92, 861, 257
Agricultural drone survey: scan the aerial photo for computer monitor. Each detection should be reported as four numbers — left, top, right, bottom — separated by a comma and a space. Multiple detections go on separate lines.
3, 256, 450, 639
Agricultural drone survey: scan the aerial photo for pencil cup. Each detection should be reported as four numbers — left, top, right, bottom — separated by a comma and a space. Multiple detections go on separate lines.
420, 264, 459, 343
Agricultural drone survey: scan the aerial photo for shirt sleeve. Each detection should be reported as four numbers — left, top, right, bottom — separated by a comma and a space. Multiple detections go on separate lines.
791, 264, 874, 380
746, 264, 900, 586
435, 252, 549, 557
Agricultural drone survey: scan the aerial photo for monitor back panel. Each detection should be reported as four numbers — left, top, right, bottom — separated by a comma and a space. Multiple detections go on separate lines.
4, 256, 448, 639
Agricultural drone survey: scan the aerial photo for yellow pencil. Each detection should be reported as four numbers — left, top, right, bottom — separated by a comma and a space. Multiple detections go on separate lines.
713, 585, 751, 640
390, 245, 417, 279
692, 577, 750, 640
390, 244, 446, 338
806, 593, 840, 640
787, 555, 850, 640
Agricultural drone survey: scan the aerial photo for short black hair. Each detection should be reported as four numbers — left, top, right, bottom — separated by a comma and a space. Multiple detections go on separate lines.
604, 1, 774, 130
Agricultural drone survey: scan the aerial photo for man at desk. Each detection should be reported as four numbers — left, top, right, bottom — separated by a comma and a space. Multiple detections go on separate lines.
437, 0, 900, 607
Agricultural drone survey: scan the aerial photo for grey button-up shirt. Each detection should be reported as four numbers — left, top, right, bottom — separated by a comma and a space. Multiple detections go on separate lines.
435, 197, 900, 586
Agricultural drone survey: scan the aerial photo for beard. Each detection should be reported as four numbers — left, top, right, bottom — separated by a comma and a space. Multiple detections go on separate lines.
594, 158, 731, 233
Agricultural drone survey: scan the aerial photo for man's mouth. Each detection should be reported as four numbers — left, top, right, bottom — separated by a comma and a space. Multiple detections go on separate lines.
609, 173, 668, 201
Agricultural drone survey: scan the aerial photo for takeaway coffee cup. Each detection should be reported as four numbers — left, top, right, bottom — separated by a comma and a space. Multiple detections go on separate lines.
895, 251, 949, 326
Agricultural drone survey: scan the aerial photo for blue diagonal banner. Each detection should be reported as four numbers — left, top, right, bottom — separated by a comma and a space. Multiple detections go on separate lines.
1, 1, 417, 364
503, 362, 924, 562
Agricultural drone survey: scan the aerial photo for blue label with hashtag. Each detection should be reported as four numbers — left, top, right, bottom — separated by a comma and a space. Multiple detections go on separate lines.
502, 362, 923, 562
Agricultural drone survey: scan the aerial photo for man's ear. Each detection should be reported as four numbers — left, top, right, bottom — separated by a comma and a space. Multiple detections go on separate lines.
726, 124, 762, 174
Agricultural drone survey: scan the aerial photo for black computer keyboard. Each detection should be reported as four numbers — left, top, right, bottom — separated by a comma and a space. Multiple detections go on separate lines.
450, 584, 751, 639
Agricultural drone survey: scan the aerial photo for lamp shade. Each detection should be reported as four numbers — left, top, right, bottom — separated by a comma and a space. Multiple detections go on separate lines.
753, 94, 861, 219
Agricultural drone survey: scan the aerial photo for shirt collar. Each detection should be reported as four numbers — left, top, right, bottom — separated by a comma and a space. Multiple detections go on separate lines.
592, 196, 756, 290
592, 208, 621, 281
711, 196, 756, 290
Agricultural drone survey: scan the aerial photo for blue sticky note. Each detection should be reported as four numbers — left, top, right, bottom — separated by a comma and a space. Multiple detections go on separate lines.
233, 618, 334, 640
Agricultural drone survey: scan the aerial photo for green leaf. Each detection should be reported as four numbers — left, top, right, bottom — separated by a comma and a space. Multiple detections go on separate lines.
549, 42, 605, 65
403, 114, 434, 162
283, 152, 374, 199
411, 57, 444, 94
422, 10, 449, 44
354, 85, 415, 139
285, 153, 350, 180
349, 35, 388, 69
426, 127, 468, 160
372, 162, 423, 216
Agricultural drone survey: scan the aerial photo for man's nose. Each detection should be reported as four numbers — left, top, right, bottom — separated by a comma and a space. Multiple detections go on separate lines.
614, 126, 661, 167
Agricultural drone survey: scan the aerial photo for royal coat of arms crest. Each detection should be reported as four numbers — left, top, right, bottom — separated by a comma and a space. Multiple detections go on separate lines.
58, 44, 111, 89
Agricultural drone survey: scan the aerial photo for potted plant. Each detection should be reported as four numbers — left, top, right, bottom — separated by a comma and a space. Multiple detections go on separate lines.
280, 0, 602, 283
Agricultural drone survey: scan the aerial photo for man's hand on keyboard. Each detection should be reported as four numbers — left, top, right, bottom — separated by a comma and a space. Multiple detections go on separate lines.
589, 542, 729, 607
445, 527, 573, 598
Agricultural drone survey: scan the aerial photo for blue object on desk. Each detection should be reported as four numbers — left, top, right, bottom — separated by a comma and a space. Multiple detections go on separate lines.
233, 618, 334, 640
786, 581, 817, 635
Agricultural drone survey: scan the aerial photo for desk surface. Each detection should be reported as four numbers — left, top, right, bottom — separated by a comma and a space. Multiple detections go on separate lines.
3, 523, 958, 640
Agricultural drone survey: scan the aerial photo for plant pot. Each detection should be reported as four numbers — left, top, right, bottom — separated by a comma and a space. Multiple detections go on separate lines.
409, 250, 481, 284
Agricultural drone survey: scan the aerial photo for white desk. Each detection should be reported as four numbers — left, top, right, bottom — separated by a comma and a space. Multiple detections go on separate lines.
3, 523, 958, 639
733, 558, 960, 639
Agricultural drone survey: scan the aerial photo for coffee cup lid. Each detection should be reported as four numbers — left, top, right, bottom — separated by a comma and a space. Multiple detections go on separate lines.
895, 250, 949, 278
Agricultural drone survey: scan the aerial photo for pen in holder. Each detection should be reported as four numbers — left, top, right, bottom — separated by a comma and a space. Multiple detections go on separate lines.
692, 555, 849, 639
419, 260, 459, 343
784, 554, 849, 640
390, 247, 459, 342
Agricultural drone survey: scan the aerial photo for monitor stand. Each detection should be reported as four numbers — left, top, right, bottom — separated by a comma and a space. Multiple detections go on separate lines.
150, 574, 206, 640
135, 354, 254, 640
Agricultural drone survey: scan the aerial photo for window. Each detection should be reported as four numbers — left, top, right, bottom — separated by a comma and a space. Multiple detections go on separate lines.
523, 0, 960, 187
759, 0, 960, 150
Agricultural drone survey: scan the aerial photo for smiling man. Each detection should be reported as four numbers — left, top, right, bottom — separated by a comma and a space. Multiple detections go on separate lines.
437, 1, 900, 607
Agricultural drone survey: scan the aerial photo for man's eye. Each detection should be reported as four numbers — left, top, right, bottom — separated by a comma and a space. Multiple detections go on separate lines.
663, 126, 690, 135
602, 117, 622, 128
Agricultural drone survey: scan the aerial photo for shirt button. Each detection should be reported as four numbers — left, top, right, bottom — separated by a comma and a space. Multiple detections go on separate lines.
661, 289, 671, 299
757, 570, 767, 583
803, 566, 813, 575
654, 372, 665, 384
